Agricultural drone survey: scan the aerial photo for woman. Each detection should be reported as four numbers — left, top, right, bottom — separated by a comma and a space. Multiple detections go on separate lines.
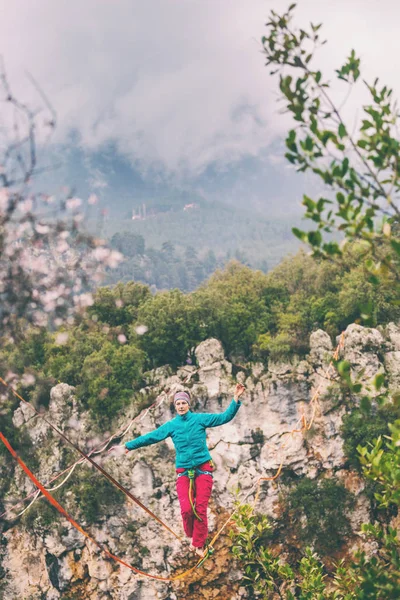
124, 384, 245, 557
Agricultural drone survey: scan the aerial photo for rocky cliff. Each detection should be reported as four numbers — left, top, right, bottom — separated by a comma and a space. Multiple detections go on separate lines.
1, 323, 400, 600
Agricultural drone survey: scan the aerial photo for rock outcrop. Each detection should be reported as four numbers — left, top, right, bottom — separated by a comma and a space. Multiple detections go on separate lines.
1, 323, 400, 599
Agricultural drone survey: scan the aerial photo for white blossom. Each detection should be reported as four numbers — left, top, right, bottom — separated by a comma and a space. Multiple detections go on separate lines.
19, 198, 33, 213
0, 188, 9, 212
35, 223, 50, 235
67, 417, 82, 430
135, 325, 148, 336
88, 194, 98, 205
107, 250, 123, 268
74, 293, 94, 308
66, 197, 82, 210
56, 241, 70, 254
55, 332, 69, 345
21, 373, 36, 387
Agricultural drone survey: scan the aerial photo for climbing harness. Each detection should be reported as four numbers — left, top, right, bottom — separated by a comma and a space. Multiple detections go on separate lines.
177, 466, 214, 521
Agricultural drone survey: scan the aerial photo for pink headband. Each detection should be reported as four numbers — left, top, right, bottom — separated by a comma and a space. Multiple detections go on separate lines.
173, 391, 191, 406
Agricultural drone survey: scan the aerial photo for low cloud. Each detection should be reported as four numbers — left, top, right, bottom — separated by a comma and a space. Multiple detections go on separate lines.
1, 0, 399, 179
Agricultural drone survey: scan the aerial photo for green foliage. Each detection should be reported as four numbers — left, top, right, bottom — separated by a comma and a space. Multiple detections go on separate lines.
231, 505, 329, 599
0, 401, 38, 469
194, 262, 275, 359
109, 231, 229, 292
258, 247, 400, 356
359, 419, 400, 509
21, 499, 59, 532
89, 281, 151, 326
6, 245, 399, 399
230, 504, 294, 599
341, 404, 400, 471
20, 468, 127, 531
80, 342, 145, 417
262, 3, 400, 321
134, 288, 203, 368
68, 469, 125, 525
282, 478, 355, 556
111, 231, 145, 257
43, 319, 145, 421
256, 331, 293, 361
226, 4, 400, 597
105, 204, 300, 291
298, 549, 326, 600
44, 323, 107, 387
328, 420, 400, 598
0, 400, 39, 506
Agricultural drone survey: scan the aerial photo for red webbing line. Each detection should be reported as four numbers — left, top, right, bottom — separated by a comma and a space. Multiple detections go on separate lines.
0, 377, 181, 541
0, 431, 203, 582
0, 391, 167, 521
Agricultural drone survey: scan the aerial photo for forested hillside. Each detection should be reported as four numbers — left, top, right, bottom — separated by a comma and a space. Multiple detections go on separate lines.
104, 202, 301, 291
1, 246, 398, 422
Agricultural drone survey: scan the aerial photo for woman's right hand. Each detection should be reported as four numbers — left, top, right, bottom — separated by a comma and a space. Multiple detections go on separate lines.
107, 445, 128, 456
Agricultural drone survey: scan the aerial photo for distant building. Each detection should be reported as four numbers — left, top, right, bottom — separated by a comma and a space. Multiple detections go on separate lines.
183, 203, 198, 211
132, 202, 147, 220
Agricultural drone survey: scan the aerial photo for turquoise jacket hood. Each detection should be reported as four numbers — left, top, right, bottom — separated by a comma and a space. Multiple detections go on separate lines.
125, 399, 241, 469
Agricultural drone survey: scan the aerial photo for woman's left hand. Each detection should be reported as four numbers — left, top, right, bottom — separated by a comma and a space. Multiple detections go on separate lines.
234, 383, 246, 402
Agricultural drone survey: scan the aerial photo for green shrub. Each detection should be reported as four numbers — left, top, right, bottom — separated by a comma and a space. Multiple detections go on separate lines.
21, 499, 59, 532
80, 342, 145, 419
230, 505, 327, 599
341, 404, 400, 471
69, 469, 125, 526
281, 477, 355, 556
89, 282, 151, 326
254, 331, 292, 361
230, 504, 293, 599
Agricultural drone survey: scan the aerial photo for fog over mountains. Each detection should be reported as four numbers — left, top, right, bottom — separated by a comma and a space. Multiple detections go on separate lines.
34, 142, 306, 289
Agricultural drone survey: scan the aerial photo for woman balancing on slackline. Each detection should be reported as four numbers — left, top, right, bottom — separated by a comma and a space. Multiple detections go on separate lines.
124, 384, 245, 558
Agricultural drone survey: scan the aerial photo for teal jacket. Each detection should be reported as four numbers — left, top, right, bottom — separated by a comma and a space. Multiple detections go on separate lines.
125, 399, 241, 469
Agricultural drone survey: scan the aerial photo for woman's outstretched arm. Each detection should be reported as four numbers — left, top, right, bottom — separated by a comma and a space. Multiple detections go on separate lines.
125, 421, 171, 451
199, 383, 245, 428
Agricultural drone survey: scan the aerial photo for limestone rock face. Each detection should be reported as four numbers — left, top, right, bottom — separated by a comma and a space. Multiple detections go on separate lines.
384, 351, 400, 393
310, 329, 333, 365
195, 338, 226, 368
341, 323, 385, 382
2, 323, 400, 600
385, 322, 400, 351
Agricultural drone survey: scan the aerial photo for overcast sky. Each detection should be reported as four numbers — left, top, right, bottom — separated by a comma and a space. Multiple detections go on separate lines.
0, 0, 398, 183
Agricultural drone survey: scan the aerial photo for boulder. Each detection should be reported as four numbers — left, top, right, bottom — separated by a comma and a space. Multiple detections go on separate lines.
384, 351, 400, 393
341, 323, 384, 382
385, 322, 400, 351
309, 329, 333, 365
195, 338, 225, 368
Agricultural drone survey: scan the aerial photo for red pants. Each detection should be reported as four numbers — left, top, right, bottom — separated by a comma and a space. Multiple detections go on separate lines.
176, 462, 213, 548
